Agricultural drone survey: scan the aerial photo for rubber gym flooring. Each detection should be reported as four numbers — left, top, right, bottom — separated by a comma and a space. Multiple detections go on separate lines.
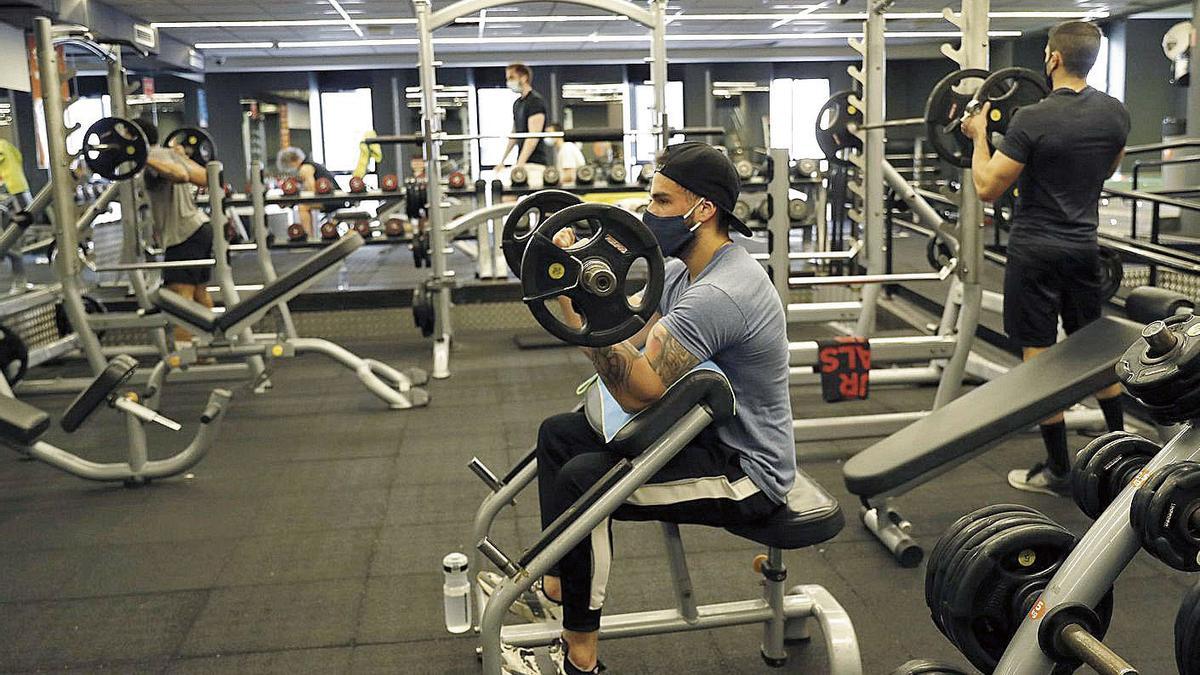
0, 312, 1192, 674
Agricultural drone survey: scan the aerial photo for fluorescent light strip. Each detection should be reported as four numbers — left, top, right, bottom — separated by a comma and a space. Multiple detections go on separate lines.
160, 9, 1103, 30
196, 41, 275, 49
264, 30, 1021, 50
325, 0, 363, 37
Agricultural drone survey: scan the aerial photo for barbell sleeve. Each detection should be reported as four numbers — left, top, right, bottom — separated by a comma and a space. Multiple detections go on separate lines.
1059, 624, 1138, 675
477, 538, 520, 578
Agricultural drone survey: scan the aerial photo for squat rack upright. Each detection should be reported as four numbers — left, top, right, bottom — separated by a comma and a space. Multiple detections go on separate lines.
410, 0, 670, 379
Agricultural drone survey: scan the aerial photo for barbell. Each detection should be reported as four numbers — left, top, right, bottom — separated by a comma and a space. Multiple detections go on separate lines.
817, 67, 1048, 169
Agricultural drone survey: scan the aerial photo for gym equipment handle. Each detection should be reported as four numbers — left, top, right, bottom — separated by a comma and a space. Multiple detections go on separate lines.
113, 396, 182, 431
1059, 623, 1138, 675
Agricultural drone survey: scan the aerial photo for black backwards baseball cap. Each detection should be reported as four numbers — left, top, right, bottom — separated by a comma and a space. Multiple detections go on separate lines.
655, 141, 752, 236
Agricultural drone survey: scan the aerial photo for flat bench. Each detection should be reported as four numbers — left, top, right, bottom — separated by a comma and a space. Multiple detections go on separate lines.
843, 315, 1145, 499
150, 232, 363, 335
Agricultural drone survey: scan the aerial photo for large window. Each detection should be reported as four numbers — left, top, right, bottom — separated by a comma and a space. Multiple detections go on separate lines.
477, 87, 519, 167
769, 78, 830, 160
319, 88, 374, 172
629, 81, 683, 164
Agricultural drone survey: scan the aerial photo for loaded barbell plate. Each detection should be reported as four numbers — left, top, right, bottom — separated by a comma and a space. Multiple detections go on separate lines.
925, 69, 988, 169
520, 202, 664, 347
83, 117, 149, 181
501, 190, 583, 280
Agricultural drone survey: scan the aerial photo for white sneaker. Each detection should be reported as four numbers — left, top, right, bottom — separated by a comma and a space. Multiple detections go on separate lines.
477, 570, 563, 623
500, 639, 603, 675
1007, 463, 1070, 497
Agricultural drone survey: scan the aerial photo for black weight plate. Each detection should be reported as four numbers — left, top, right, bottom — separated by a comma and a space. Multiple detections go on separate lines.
1177, 582, 1200, 675
944, 522, 1080, 673
521, 203, 664, 348
60, 354, 138, 432
975, 67, 1050, 153
163, 127, 216, 164
925, 504, 1042, 619
1071, 432, 1160, 519
1131, 461, 1200, 572
925, 69, 988, 168
501, 190, 584, 280
0, 323, 28, 385
925, 235, 955, 271
1118, 314, 1200, 424
411, 284, 435, 338
1098, 247, 1124, 300
83, 117, 148, 180
890, 659, 970, 675
815, 90, 863, 165
938, 511, 1056, 640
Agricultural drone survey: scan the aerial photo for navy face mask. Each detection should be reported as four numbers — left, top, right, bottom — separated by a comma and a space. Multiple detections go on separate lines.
642, 198, 703, 258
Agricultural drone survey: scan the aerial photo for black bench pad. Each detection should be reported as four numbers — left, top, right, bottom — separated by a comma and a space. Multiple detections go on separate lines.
585, 369, 736, 458
726, 470, 844, 549
151, 233, 363, 333
0, 396, 50, 445
843, 316, 1144, 497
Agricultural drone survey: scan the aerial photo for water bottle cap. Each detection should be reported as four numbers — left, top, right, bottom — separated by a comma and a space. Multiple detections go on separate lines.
443, 551, 468, 573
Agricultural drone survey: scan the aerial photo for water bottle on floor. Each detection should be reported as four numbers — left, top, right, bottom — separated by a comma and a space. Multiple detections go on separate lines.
443, 552, 471, 633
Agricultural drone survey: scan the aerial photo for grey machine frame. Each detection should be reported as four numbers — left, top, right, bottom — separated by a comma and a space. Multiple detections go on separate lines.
411, 0, 669, 380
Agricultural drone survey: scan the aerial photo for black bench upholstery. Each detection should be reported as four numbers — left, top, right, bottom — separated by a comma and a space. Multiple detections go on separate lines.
151, 233, 364, 334
843, 315, 1145, 497
585, 369, 736, 458
726, 470, 844, 549
0, 396, 50, 445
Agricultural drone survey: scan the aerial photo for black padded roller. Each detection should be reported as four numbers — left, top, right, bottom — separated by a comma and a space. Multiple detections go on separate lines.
60, 354, 138, 433
1125, 286, 1194, 325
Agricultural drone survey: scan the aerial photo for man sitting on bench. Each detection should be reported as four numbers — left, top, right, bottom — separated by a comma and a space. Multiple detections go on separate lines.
481, 143, 795, 675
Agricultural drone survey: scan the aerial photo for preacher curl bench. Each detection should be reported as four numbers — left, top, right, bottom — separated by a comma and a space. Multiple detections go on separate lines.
469, 365, 861, 674
0, 354, 231, 484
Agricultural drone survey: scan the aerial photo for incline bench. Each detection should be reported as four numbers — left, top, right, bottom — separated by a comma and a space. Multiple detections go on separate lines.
147, 233, 429, 410
842, 287, 1193, 566
472, 366, 861, 674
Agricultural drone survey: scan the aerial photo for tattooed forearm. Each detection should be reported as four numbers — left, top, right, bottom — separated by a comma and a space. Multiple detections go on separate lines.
645, 326, 701, 387
586, 342, 642, 394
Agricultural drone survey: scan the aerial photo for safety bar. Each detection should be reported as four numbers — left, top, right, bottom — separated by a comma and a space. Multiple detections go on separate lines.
93, 259, 217, 272
790, 268, 952, 287
1123, 138, 1200, 155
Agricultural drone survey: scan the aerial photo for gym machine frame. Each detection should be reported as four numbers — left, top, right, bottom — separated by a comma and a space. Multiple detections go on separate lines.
466, 378, 862, 675
410, 0, 670, 379
778, 0, 990, 444
16, 22, 255, 394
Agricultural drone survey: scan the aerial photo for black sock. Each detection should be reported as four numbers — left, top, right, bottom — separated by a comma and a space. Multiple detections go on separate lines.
1040, 421, 1070, 476
1098, 396, 1124, 433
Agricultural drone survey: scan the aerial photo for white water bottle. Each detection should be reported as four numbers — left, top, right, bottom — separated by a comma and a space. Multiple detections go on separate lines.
443, 552, 471, 634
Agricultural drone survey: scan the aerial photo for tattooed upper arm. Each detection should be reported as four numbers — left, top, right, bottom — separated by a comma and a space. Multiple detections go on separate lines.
644, 323, 701, 387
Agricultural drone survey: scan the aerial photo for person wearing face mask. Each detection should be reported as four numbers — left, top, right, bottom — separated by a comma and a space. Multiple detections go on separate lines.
963, 20, 1130, 497
498, 63, 549, 185
480, 142, 792, 675
544, 122, 587, 183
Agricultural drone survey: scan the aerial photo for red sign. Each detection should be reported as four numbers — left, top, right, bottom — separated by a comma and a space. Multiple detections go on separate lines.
142, 77, 155, 97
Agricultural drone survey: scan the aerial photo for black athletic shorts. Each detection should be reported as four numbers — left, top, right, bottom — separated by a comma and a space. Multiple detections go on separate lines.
163, 221, 214, 286
1003, 240, 1102, 348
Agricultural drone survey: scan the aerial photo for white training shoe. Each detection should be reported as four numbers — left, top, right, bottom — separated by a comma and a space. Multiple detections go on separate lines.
477, 570, 563, 623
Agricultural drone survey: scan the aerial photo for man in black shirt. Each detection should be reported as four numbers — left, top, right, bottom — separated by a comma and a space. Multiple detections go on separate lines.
965, 21, 1130, 496
499, 63, 550, 177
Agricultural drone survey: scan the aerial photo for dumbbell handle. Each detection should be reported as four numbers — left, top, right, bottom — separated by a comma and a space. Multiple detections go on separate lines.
1059, 623, 1137, 675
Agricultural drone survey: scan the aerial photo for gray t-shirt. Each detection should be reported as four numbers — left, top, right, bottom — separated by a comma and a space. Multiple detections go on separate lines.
144, 147, 207, 248
657, 244, 795, 503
